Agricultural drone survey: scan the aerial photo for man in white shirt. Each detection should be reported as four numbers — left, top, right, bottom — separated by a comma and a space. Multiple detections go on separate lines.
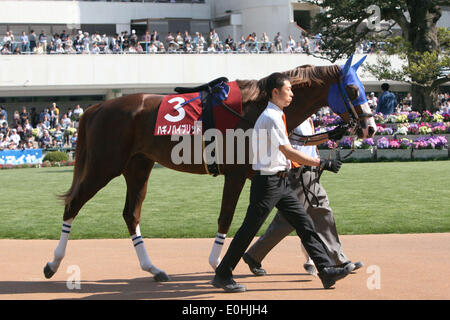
72, 104, 84, 120
244, 117, 362, 277
9, 128, 21, 146
211, 72, 350, 293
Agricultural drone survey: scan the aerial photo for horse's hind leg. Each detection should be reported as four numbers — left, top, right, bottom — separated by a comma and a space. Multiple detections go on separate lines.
44, 168, 117, 279
209, 168, 247, 270
122, 154, 169, 282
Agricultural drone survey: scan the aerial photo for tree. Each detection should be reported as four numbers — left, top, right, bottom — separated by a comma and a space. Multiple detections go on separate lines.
308, 0, 450, 111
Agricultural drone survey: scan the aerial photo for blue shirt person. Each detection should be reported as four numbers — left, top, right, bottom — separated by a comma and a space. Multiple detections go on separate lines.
0, 106, 7, 122
376, 83, 397, 115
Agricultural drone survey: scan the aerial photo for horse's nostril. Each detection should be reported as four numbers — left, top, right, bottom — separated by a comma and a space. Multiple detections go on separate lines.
368, 126, 375, 137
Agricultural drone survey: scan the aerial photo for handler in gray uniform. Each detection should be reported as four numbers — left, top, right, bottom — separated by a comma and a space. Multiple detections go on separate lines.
243, 117, 363, 276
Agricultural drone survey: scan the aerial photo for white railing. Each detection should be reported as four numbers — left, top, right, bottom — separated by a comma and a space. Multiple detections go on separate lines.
0, 52, 406, 97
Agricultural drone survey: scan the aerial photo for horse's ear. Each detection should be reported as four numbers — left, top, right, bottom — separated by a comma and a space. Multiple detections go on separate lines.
352, 55, 367, 71
342, 54, 353, 75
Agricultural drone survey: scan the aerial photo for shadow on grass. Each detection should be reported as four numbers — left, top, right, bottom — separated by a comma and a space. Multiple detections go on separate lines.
0, 272, 319, 300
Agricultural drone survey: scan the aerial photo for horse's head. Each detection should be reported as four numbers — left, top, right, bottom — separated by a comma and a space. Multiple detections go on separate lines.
328, 55, 377, 138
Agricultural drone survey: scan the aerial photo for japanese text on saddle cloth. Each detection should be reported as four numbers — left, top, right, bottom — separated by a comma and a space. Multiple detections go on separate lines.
154, 80, 243, 176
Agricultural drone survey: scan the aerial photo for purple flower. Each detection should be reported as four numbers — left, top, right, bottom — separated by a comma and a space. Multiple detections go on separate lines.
412, 136, 447, 150
327, 140, 338, 149
361, 138, 375, 149
390, 139, 401, 148
377, 137, 390, 149
318, 139, 338, 150
431, 122, 445, 128
398, 138, 412, 149
338, 136, 354, 149
431, 136, 447, 149
407, 111, 420, 122
381, 127, 394, 135
413, 137, 430, 149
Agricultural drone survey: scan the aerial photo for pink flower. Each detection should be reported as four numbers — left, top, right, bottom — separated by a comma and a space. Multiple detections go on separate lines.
389, 139, 400, 149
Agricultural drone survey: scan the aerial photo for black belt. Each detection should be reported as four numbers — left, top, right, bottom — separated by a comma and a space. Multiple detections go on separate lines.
255, 170, 289, 178
276, 170, 289, 178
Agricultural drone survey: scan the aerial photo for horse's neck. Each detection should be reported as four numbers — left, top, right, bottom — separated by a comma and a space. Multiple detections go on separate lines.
285, 86, 328, 131
241, 100, 268, 128
238, 72, 335, 130
237, 79, 268, 127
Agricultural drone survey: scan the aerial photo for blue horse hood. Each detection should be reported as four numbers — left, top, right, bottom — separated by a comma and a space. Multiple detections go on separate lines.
328, 55, 368, 115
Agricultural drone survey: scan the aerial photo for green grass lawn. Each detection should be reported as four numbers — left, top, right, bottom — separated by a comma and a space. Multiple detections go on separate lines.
1, 161, 449, 239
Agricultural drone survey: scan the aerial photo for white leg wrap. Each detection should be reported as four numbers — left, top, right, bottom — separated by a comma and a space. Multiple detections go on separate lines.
132, 225, 162, 275
48, 219, 73, 272
209, 233, 226, 270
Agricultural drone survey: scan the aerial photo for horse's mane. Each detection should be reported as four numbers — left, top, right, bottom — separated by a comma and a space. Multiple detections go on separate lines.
236, 64, 342, 104
285, 64, 341, 88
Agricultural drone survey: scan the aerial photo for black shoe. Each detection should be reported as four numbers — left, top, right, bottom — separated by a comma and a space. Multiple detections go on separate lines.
243, 253, 266, 276
337, 261, 364, 272
318, 266, 350, 289
353, 261, 364, 270
211, 275, 246, 293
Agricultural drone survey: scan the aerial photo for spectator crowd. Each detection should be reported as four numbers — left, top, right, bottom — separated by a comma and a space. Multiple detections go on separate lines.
0, 103, 81, 152
1, 28, 388, 55
1, 92, 448, 153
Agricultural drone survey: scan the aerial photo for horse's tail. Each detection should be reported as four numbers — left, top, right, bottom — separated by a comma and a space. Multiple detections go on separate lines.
59, 105, 97, 206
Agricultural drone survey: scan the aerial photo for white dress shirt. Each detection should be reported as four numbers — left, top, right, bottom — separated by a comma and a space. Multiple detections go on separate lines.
290, 119, 318, 158
252, 101, 291, 174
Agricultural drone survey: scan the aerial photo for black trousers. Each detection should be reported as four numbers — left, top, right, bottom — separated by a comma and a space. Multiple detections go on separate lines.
215, 172, 334, 279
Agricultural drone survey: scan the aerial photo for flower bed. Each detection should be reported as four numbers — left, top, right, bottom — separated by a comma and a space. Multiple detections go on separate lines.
412, 136, 447, 150
317, 135, 448, 161
375, 137, 412, 160
334, 137, 375, 160
373, 110, 449, 125
0, 160, 75, 170
374, 122, 450, 136
315, 110, 450, 138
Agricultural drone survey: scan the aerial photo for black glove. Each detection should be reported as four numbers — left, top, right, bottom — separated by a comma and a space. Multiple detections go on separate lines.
327, 125, 348, 141
320, 158, 342, 173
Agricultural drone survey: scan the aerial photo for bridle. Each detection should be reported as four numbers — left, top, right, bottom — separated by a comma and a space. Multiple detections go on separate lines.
336, 80, 373, 131
289, 78, 375, 208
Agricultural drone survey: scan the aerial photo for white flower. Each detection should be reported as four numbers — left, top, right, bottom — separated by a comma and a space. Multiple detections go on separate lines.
395, 126, 408, 135
386, 115, 398, 123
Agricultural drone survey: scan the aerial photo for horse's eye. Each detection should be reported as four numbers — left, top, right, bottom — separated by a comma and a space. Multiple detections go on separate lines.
346, 85, 359, 101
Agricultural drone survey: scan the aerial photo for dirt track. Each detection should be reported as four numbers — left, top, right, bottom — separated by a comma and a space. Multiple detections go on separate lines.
0, 233, 449, 300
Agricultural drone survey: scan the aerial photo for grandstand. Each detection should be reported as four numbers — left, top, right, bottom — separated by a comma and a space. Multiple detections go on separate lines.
0, 0, 449, 114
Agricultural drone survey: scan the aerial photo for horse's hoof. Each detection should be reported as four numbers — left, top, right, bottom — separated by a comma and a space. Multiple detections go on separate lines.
43, 263, 55, 279
209, 259, 220, 271
154, 271, 170, 282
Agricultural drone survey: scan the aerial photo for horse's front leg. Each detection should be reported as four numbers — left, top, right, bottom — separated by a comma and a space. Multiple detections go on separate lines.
123, 155, 169, 282
209, 168, 247, 270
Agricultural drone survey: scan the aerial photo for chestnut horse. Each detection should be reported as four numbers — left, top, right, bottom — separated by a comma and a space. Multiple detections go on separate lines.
44, 55, 376, 282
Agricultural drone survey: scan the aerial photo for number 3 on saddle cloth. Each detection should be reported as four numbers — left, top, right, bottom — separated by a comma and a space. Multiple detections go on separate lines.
154, 80, 243, 176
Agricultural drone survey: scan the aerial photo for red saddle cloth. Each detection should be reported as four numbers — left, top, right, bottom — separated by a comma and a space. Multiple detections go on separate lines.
154, 81, 243, 136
